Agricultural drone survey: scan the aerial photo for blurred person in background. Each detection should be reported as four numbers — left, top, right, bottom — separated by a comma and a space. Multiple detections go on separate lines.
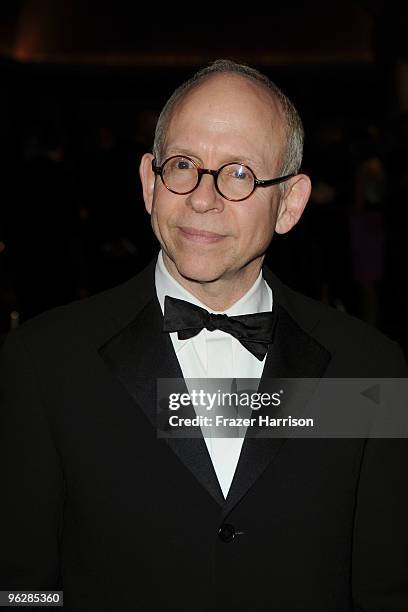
350, 127, 386, 326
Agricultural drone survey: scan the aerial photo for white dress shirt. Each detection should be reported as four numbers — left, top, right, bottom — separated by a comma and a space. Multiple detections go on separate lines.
155, 250, 272, 498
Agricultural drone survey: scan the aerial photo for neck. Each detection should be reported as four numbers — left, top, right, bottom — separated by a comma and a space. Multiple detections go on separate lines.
162, 253, 264, 311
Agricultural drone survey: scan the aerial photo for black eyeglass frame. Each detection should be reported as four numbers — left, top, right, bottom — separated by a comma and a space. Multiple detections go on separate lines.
151, 155, 295, 202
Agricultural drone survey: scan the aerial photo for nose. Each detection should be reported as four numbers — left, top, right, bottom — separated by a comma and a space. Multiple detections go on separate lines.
186, 172, 225, 214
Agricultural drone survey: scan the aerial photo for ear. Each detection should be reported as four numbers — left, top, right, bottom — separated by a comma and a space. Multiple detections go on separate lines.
275, 174, 311, 235
139, 153, 156, 215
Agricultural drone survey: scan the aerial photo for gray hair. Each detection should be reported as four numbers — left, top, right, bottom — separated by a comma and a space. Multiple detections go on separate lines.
152, 58, 304, 177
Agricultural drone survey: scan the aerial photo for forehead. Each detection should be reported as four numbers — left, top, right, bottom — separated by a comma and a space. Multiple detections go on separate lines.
163, 74, 286, 169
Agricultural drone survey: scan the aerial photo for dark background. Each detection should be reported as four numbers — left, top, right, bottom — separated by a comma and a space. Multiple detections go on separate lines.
1, 1, 407, 354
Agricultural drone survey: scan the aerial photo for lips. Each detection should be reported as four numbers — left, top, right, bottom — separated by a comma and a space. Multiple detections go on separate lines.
180, 227, 224, 240
178, 226, 225, 243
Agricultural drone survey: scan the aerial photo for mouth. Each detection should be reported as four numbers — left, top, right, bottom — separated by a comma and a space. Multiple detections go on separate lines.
178, 226, 226, 244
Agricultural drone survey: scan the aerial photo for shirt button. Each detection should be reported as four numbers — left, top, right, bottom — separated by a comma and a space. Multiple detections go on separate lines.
218, 523, 236, 543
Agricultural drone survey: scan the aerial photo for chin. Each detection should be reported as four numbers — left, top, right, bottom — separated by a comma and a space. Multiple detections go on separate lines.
173, 256, 227, 284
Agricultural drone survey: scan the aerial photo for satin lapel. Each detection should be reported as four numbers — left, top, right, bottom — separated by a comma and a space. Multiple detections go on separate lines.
98, 295, 225, 507
222, 298, 332, 516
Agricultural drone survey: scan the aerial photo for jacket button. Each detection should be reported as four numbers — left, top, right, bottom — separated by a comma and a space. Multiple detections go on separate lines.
218, 523, 235, 543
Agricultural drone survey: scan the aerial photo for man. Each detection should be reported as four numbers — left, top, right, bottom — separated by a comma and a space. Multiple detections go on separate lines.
0, 59, 407, 611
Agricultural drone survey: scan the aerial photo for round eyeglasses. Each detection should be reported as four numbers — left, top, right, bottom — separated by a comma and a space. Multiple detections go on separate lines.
152, 155, 295, 202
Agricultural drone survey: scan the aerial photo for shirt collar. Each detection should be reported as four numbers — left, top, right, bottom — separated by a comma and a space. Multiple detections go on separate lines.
155, 250, 272, 352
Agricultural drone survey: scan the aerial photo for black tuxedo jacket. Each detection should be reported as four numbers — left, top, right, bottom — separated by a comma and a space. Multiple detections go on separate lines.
1, 257, 407, 611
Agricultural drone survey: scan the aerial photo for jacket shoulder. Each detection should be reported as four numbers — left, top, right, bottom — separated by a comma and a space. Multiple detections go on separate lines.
6, 259, 156, 352
272, 277, 406, 376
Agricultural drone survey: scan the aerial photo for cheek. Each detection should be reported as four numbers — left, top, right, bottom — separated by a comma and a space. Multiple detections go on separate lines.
149, 199, 169, 246
150, 193, 188, 250
151, 193, 175, 230
234, 199, 276, 245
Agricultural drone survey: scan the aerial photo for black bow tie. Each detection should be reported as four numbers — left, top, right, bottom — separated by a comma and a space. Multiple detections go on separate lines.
163, 295, 277, 361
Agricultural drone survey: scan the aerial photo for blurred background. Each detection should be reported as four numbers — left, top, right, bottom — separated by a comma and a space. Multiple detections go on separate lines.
1, 0, 407, 355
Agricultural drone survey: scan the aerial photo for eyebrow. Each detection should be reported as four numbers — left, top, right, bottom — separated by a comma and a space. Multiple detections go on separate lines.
164, 147, 264, 172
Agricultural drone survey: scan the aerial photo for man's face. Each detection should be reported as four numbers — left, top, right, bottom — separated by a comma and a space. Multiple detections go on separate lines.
143, 75, 287, 284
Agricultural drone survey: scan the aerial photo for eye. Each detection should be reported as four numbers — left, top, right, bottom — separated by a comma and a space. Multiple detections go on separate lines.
233, 167, 247, 180
175, 157, 195, 170
224, 164, 250, 180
